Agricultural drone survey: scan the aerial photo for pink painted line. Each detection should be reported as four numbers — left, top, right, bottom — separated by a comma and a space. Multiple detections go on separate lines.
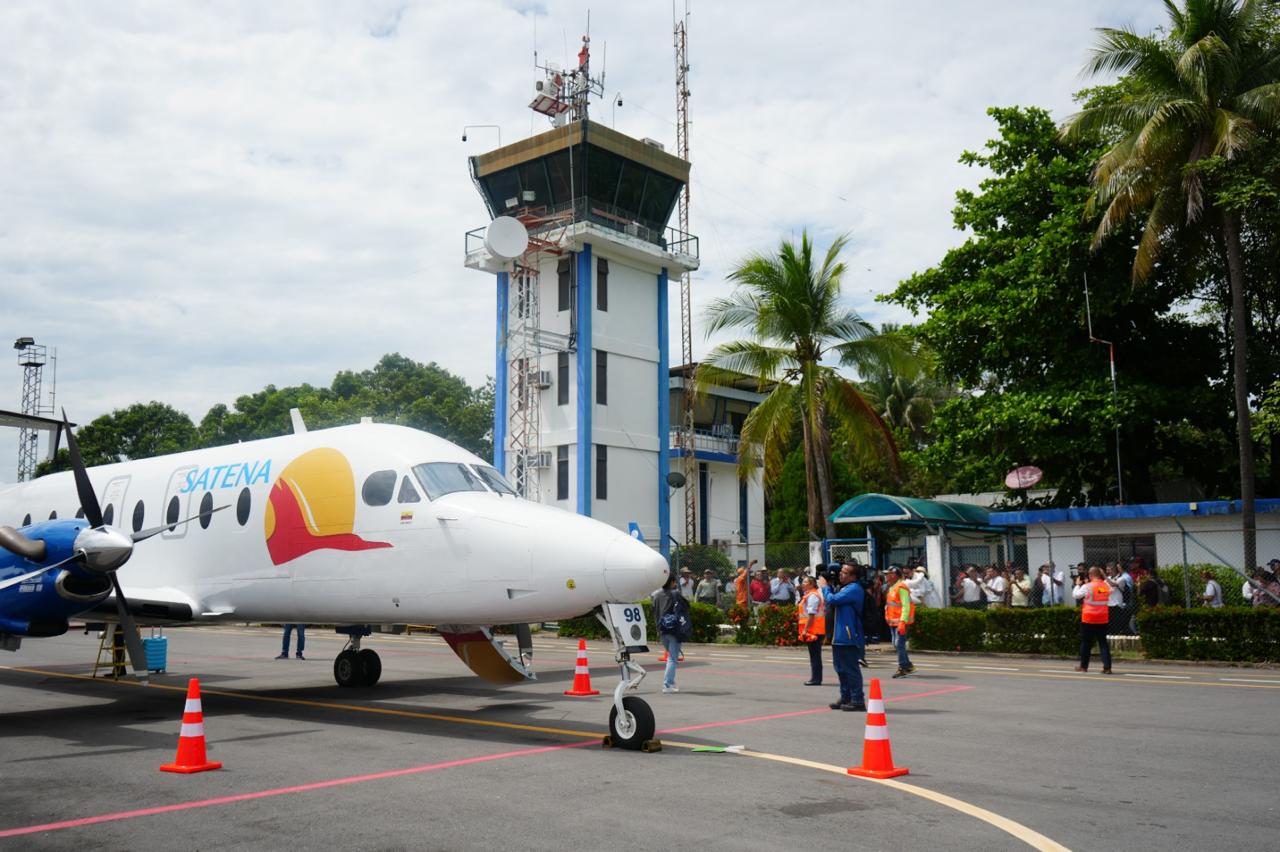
656, 685, 974, 735
884, 685, 975, 702
0, 740, 594, 839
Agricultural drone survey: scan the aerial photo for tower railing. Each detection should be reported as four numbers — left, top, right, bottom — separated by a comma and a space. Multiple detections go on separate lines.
466, 197, 698, 261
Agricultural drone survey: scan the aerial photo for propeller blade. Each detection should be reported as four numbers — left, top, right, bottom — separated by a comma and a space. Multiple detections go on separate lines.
62, 410, 103, 528
0, 553, 81, 592
131, 505, 230, 543
0, 525, 47, 561
110, 573, 150, 685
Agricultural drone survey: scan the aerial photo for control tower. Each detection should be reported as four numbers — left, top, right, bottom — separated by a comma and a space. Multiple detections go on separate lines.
464, 38, 698, 556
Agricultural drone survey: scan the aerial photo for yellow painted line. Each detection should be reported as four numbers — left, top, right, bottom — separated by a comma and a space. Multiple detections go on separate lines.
661, 744, 1070, 852
4, 664, 1070, 849
2, 666, 603, 739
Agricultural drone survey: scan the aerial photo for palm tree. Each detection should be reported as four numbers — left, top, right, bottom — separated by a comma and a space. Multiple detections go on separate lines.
697, 232, 908, 540
1061, 0, 1280, 571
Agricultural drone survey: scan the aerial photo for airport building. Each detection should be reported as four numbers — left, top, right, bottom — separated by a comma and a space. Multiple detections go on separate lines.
462, 47, 766, 561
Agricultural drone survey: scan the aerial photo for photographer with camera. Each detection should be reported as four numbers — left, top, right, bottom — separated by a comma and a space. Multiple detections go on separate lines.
817, 562, 866, 712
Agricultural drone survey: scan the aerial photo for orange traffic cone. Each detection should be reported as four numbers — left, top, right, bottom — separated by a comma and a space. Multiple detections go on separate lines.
847, 678, 909, 779
657, 649, 684, 663
160, 678, 223, 774
564, 639, 600, 696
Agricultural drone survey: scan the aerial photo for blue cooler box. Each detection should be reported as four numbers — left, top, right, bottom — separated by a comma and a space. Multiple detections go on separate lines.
142, 636, 168, 673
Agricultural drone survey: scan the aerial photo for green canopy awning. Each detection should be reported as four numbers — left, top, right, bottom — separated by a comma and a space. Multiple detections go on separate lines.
829, 493, 1018, 534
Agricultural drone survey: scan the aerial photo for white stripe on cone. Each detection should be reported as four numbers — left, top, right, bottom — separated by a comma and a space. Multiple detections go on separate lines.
867, 699, 885, 713
184, 699, 202, 713
179, 722, 205, 738
863, 725, 889, 741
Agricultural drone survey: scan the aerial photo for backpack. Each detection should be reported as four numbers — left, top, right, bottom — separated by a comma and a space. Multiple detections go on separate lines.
1156, 579, 1172, 606
659, 594, 693, 641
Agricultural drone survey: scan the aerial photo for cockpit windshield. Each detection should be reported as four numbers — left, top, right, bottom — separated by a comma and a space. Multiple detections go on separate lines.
411, 462, 490, 500
471, 465, 517, 496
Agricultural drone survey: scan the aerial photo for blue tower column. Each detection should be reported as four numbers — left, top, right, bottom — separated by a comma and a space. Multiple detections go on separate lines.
494, 271, 509, 473
658, 267, 671, 559
575, 244, 593, 516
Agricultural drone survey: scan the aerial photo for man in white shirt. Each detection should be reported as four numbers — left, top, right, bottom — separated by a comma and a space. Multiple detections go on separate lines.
769, 569, 796, 604
906, 566, 942, 608
1038, 564, 1065, 606
981, 567, 1007, 607
678, 568, 695, 599
1200, 570, 1224, 608
954, 569, 981, 609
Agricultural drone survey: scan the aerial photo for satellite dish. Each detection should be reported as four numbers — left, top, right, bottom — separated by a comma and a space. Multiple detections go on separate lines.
1005, 465, 1044, 490
484, 216, 529, 261
666, 471, 687, 489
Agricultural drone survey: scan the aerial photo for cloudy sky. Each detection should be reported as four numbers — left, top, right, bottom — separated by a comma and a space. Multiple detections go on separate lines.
0, 0, 1166, 483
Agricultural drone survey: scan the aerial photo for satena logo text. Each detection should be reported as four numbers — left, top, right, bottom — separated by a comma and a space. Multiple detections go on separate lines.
181, 461, 272, 494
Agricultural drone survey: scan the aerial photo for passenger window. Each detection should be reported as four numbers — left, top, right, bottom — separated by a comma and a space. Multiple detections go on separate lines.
102, 504, 115, 526
362, 470, 397, 506
166, 495, 180, 531
237, 487, 251, 526
411, 462, 489, 500
132, 501, 145, 533
199, 493, 214, 529
398, 476, 421, 503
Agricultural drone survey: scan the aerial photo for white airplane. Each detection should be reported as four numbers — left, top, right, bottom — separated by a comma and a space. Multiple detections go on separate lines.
0, 413, 669, 748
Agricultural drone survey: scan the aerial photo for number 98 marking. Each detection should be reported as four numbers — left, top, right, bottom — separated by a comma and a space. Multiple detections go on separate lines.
623, 606, 642, 623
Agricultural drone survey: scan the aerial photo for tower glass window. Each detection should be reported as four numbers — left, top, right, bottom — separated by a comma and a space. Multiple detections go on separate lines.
558, 351, 569, 405
596, 350, 608, 405
597, 258, 608, 311
596, 444, 608, 500
556, 445, 569, 501
558, 258, 572, 311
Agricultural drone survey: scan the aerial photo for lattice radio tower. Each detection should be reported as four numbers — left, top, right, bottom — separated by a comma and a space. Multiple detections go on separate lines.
14, 338, 50, 482
675, 4, 697, 546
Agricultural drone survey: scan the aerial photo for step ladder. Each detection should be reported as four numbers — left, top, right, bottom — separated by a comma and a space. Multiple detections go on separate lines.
92, 624, 137, 680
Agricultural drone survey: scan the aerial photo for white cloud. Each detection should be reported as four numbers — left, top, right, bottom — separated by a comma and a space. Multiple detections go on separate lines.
0, 0, 1165, 483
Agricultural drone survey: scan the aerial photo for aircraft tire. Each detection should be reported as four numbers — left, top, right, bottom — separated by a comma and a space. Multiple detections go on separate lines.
608, 696, 654, 750
357, 649, 382, 686
334, 649, 361, 688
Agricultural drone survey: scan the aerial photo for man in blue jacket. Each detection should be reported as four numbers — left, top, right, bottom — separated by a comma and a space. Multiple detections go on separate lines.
817, 562, 866, 711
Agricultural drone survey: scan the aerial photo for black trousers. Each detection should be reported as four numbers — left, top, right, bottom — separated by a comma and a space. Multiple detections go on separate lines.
805, 637, 823, 683
1079, 622, 1112, 670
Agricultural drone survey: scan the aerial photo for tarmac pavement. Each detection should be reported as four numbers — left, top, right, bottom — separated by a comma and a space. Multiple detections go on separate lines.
1, 627, 1277, 851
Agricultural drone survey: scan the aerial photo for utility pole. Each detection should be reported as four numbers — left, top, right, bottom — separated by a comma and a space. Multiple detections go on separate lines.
1084, 275, 1124, 504
675, 2, 697, 547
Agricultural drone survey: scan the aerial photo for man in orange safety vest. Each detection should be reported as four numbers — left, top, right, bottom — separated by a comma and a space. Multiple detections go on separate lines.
797, 575, 826, 685
884, 566, 915, 678
1073, 566, 1113, 673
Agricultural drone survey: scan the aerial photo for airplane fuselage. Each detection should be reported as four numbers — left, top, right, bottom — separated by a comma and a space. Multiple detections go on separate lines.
0, 423, 668, 627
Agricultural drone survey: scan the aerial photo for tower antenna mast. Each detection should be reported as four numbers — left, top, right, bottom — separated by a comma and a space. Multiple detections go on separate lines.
674, 2, 697, 547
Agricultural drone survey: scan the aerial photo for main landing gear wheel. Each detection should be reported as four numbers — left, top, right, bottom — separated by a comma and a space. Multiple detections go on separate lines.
357, 648, 381, 686
334, 649, 360, 688
333, 648, 382, 687
608, 696, 654, 750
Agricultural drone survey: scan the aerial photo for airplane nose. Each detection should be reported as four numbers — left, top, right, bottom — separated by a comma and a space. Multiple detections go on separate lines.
602, 536, 670, 601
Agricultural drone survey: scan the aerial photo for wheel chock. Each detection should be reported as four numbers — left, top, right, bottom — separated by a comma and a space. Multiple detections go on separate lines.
601, 735, 614, 748
641, 739, 662, 753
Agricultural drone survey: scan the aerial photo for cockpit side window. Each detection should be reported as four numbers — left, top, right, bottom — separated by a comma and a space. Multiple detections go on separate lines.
471, 465, 516, 496
362, 470, 398, 506
397, 475, 421, 503
412, 462, 490, 501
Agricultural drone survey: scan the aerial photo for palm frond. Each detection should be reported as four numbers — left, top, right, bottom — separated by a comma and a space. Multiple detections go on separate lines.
825, 376, 901, 474
698, 341, 796, 387
735, 382, 798, 486
702, 291, 764, 337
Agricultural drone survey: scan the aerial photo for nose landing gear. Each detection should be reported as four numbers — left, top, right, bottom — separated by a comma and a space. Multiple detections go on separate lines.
333, 625, 381, 688
596, 604, 658, 751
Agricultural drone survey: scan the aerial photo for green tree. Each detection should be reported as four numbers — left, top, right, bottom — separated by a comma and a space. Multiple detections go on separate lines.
36, 402, 198, 474
1061, 0, 1280, 570
698, 232, 906, 540
888, 106, 1230, 504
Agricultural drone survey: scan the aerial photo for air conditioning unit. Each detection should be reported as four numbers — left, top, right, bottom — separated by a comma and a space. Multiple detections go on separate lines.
532, 370, 552, 389
623, 222, 641, 237
532, 451, 553, 468
641, 137, 666, 151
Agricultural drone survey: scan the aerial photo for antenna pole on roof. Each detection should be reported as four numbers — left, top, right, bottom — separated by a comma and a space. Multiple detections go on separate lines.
1084, 273, 1124, 505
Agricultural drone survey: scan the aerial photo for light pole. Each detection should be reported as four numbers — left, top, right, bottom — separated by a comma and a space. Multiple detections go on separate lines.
461, 125, 502, 146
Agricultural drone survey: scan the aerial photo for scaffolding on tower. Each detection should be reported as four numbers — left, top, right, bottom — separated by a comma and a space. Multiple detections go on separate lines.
674, 4, 697, 547
14, 340, 52, 483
